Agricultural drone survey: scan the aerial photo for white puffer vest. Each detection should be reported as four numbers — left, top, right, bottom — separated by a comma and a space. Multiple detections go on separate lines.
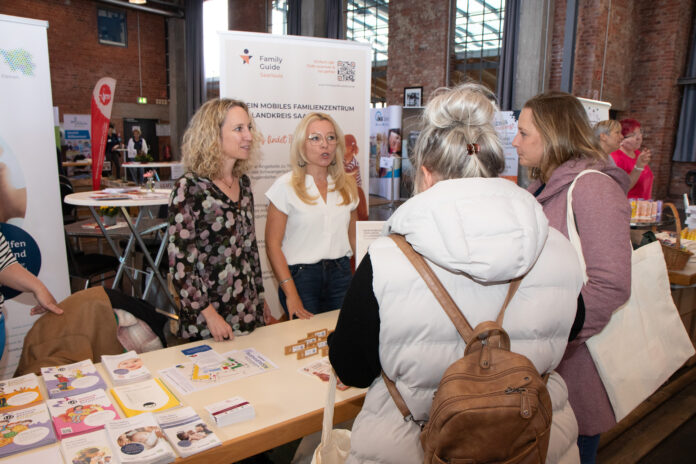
347, 178, 582, 464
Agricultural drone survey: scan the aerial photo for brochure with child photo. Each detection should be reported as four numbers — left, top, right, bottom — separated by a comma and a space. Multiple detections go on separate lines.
157, 406, 221, 458
101, 351, 152, 386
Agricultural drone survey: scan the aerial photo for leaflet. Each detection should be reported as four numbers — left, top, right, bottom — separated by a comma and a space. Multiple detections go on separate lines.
47, 388, 120, 439
156, 406, 221, 458
0, 373, 43, 412
102, 351, 152, 386
0, 403, 57, 458
104, 412, 176, 464
60, 429, 121, 464
41, 359, 107, 399
111, 379, 180, 417
159, 347, 277, 396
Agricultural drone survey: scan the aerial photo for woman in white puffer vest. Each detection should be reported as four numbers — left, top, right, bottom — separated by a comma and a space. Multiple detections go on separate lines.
328, 83, 584, 464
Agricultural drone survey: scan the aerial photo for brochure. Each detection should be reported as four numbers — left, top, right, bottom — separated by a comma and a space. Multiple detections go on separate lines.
0, 373, 43, 412
41, 359, 107, 399
111, 379, 180, 417
299, 357, 349, 391
156, 406, 221, 458
105, 412, 176, 464
60, 429, 120, 464
101, 351, 152, 386
204, 397, 255, 427
0, 403, 57, 458
47, 388, 120, 439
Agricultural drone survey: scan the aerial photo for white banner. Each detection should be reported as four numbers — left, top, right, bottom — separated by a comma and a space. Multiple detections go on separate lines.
0, 14, 70, 379
219, 32, 371, 317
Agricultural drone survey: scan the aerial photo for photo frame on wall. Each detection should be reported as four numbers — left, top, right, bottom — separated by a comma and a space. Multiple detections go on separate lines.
404, 86, 423, 108
97, 7, 127, 47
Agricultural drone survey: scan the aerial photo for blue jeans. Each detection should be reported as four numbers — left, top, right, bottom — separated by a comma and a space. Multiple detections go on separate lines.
577, 434, 601, 464
279, 257, 352, 316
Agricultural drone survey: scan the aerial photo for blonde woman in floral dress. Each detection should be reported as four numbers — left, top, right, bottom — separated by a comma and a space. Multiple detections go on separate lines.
168, 99, 265, 341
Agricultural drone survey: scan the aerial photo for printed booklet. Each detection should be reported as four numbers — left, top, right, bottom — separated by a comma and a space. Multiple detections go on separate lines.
105, 412, 176, 464
204, 396, 255, 427
60, 429, 121, 464
0, 403, 57, 458
111, 379, 180, 417
0, 373, 43, 413
47, 388, 120, 439
41, 359, 107, 399
156, 406, 221, 458
101, 351, 152, 386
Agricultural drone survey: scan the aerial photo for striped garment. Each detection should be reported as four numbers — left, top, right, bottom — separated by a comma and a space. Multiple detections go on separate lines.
0, 231, 19, 308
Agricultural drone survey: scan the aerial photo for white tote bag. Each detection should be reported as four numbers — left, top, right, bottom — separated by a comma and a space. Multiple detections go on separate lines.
311, 369, 352, 464
566, 170, 695, 422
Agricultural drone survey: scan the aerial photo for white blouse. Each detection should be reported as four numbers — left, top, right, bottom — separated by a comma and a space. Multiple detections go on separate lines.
265, 172, 358, 265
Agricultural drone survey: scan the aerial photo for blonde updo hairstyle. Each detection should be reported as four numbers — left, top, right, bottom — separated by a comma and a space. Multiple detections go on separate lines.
412, 83, 505, 194
289, 112, 357, 205
181, 98, 262, 179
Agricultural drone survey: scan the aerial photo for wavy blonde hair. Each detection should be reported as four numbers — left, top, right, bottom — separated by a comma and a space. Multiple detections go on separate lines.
181, 98, 262, 179
524, 92, 605, 182
289, 112, 357, 205
412, 83, 504, 194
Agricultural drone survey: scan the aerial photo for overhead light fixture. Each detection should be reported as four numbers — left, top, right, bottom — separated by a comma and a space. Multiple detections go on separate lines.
129, 0, 147, 4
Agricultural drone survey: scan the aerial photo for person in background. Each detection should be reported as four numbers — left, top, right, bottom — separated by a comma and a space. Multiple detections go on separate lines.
514, 91, 631, 464
168, 98, 265, 342
343, 134, 368, 221
105, 124, 122, 179
610, 118, 653, 199
126, 128, 148, 162
329, 84, 584, 464
0, 231, 63, 360
265, 113, 358, 320
593, 120, 623, 159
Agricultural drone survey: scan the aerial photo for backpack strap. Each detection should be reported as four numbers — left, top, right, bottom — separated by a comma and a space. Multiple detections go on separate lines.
389, 234, 475, 342
382, 234, 523, 423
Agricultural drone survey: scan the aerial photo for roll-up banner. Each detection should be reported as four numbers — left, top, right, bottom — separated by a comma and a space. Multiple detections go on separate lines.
91, 77, 116, 190
219, 32, 371, 317
0, 14, 70, 379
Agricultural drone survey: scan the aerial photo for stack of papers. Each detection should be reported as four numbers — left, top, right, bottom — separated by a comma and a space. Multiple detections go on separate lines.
111, 379, 180, 417
60, 430, 118, 464
204, 396, 255, 427
0, 373, 43, 412
105, 412, 176, 464
0, 403, 57, 458
47, 388, 120, 439
102, 351, 152, 386
157, 406, 221, 458
41, 359, 107, 399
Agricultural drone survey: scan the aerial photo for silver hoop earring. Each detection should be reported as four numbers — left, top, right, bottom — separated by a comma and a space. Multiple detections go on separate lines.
298, 160, 306, 167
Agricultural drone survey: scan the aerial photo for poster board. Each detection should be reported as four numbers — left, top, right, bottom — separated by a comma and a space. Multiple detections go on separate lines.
0, 14, 71, 379
219, 32, 371, 317
578, 96, 612, 126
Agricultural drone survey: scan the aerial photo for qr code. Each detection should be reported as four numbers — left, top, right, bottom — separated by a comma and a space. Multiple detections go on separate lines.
337, 61, 355, 82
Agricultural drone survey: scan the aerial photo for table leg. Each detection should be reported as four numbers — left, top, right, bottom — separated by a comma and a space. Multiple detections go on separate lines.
87, 206, 137, 290
120, 207, 179, 312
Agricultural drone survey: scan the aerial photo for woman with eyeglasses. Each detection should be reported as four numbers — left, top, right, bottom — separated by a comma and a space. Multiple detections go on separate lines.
265, 113, 359, 319
610, 118, 653, 199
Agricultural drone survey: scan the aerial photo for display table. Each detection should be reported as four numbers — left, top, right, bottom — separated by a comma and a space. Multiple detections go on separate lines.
4, 311, 366, 463
669, 260, 696, 350
64, 189, 174, 311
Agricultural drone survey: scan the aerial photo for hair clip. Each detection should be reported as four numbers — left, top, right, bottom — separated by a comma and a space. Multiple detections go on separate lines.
466, 143, 480, 155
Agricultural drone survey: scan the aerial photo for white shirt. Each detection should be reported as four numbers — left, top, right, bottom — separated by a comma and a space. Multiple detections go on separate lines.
126, 137, 149, 160
265, 172, 358, 265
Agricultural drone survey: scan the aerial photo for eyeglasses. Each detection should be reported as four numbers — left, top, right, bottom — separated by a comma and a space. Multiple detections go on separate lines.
307, 133, 338, 145
625, 131, 642, 139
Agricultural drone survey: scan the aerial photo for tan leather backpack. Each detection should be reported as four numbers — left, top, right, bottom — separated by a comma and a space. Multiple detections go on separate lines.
383, 234, 552, 464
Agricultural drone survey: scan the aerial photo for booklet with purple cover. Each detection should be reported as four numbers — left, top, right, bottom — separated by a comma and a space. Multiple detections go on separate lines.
0, 403, 57, 458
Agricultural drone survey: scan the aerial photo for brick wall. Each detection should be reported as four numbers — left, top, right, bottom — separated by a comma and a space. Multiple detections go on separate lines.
548, 0, 694, 199
0, 0, 167, 135
386, 0, 450, 106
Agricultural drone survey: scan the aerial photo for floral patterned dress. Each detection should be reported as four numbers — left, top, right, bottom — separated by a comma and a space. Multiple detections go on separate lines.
168, 173, 264, 339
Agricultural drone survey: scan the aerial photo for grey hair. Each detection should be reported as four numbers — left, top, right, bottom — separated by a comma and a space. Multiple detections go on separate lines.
594, 119, 621, 138
411, 83, 505, 194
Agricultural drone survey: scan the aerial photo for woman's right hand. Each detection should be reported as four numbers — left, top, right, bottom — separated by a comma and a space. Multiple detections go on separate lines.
636, 148, 651, 169
201, 305, 235, 342
286, 295, 313, 320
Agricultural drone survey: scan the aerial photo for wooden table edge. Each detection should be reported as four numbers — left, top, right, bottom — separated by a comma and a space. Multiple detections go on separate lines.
178, 394, 365, 463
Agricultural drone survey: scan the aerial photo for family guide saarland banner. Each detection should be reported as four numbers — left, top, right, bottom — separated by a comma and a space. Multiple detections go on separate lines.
219, 32, 371, 317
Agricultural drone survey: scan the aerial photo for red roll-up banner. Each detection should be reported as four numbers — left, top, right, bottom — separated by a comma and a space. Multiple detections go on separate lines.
90, 77, 117, 190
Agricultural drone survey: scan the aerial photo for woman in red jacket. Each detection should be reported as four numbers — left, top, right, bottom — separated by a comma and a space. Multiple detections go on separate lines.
610, 118, 653, 199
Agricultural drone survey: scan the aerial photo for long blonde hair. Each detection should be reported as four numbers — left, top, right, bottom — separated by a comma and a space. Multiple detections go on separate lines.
181, 98, 262, 178
412, 83, 504, 194
524, 92, 605, 182
289, 112, 357, 205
